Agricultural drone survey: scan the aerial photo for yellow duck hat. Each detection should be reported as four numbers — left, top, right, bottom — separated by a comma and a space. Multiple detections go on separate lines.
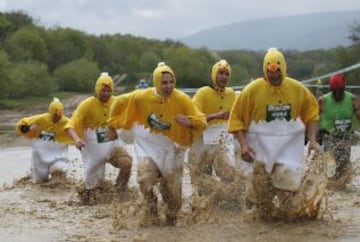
263, 48, 287, 81
152, 62, 176, 94
95, 72, 114, 97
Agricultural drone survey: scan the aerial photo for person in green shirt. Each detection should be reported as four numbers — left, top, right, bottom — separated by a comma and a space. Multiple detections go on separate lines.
318, 73, 360, 179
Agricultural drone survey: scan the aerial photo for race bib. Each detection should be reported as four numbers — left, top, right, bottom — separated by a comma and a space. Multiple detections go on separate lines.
266, 104, 291, 122
334, 119, 352, 132
39, 131, 55, 141
147, 113, 171, 130
96, 127, 110, 143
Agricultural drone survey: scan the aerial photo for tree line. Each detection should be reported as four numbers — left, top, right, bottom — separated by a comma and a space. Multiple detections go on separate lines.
0, 11, 359, 108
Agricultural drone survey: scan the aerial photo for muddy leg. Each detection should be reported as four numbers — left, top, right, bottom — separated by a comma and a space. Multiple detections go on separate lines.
334, 141, 351, 179
188, 142, 215, 197
213, 145, 235, 183
160, 167, 183, 226
77, 185, 102, 205
108, 146, 132, 192
253, 163, 276, 220
138, 157, 160, 226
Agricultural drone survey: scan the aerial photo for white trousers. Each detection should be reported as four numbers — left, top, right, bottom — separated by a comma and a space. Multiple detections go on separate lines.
31, 140, 69, 183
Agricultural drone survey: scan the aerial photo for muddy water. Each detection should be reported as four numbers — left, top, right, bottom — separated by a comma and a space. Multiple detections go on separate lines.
1, 143, 360, 241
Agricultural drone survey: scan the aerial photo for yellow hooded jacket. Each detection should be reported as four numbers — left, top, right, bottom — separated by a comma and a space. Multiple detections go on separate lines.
192, 60, 235, 125
64, 73, 115, 139
16, 98, 73, 144
114, 63, 206, 146
228, 48, 319, 132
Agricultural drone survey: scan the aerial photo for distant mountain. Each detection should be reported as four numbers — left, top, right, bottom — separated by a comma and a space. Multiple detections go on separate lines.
179, 10, 360, 51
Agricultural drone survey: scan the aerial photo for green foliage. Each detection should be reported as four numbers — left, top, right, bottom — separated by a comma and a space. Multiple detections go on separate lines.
0, 49, 11, 98
89, 34, 164, 83
312, 64, 328, 77
8, 61, 55, 98
285, 50, 338, 80
0, 93, 75, 109
53, 58, 100, 92
45, 28, 91, 72
138, 51, 161, 75
332, 46, 351, 68
88, 35, 117, 72
0, 98, 24, 109
163, 46, 210, 88
4, 25, 48, 63
4, 11, 34, 31
220, 50, 263, 82
0, 13, 12, 41
231, 64, 250, 86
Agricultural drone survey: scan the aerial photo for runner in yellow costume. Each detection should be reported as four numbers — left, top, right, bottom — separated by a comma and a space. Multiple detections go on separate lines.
228, 48, 320, 217
65, 73, 132, 204
189, 60, 238, 197
108, 62, 206, 226
16, 98, 73, 183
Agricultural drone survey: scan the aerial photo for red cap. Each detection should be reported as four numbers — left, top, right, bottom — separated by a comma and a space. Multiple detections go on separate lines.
329, 73, 345, 89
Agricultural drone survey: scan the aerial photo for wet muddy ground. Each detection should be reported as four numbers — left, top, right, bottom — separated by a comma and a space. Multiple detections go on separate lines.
1, 142, 360, 242
1, 98, 360, 241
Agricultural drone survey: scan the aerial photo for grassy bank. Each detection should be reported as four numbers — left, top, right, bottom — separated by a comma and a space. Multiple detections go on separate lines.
0, 92, 88, 110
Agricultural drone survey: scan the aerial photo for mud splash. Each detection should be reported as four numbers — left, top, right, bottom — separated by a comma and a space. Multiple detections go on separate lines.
250, 151, 328, 222
1, 146, 360, 241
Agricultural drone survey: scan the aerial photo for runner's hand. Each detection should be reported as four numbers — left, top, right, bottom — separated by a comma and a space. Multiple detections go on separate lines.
240, 143, 255, 162
308, 140, 319, 155
75, 139, 86, 151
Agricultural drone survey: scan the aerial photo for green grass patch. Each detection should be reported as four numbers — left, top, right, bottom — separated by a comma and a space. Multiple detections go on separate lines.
0, 92, 87, 110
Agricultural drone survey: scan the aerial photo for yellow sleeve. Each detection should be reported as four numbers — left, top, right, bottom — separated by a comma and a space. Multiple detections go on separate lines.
228, 89, 252, 133
185, 98, 207, 130
178, 92, 207, 145
16, 115, 44, 139
108, 91, 138, 129
192, 88, 205, 112
188, 105, 207, 142
300, 87, 320, 124
53, 116, 74, 144
64, 100, 89, 139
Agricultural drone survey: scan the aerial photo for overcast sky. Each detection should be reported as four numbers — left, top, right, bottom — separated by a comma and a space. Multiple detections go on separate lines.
1, 0, 360, 40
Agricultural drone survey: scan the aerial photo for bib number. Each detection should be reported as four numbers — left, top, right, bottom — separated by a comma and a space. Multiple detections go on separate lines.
147, 113, 171, 130
334, 119, 351, 132
266, 104, 291, 122
39, 131, 55, 141
96, 127, 110, 143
